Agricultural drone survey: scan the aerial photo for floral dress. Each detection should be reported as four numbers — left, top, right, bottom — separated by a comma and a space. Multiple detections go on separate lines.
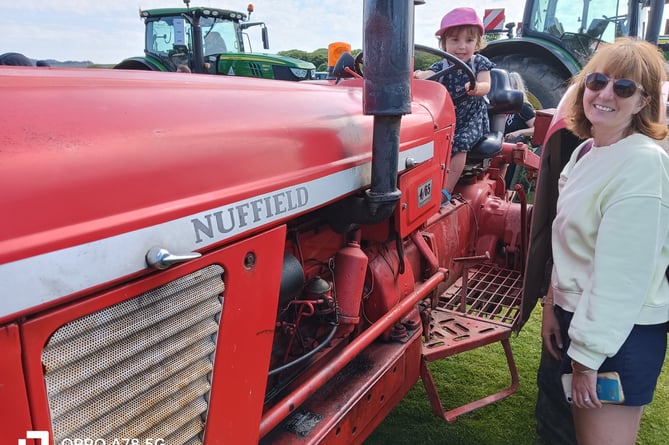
428, 53, 494, 153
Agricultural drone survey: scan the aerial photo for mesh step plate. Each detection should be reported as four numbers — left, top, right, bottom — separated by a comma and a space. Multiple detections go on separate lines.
437, 264, 523, 328
42, 265, 225, 445
423, 264, 522, 360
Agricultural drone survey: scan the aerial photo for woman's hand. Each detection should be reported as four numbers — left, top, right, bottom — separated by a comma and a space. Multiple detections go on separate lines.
541, 291, 563, 360
571, 361, 602, 409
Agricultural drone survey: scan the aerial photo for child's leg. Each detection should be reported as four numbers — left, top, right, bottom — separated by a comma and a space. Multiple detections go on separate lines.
444, 152, 467, 194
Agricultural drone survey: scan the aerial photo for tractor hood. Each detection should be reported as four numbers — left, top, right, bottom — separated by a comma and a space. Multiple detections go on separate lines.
0, 67, 453, 266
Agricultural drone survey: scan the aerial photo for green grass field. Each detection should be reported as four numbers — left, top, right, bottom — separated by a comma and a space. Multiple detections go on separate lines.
364, 305, 669, 445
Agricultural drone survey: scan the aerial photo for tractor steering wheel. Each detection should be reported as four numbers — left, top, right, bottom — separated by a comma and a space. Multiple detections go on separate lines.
415, 44, 476, 105
349, 45, 476, 104
353, 51, 364, 76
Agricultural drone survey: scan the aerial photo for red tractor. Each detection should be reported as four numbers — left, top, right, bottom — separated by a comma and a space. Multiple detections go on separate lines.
0, 1, 543, 444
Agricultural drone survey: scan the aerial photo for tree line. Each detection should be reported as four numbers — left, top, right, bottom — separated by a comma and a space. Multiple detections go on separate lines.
278, 48, 440, 72
278, 34, 506, 72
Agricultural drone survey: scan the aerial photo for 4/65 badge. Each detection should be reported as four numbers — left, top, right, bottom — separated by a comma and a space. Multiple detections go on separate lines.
417, 179, 433, 208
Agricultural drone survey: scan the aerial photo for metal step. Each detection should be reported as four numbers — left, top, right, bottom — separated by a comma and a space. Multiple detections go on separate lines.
420, 263, 522, 421
437, 263, 523, 328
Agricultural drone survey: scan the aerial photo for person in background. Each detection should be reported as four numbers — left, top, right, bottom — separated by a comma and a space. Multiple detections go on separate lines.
177, 64, 192, 73
414, 7, 493, 204
542, 37, 669, 445
504, 72, 536, 142
504, 71, 536, 189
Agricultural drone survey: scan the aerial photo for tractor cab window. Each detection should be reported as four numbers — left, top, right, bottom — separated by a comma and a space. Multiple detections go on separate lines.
528, 0, 630, 64
530, 0, 629, 39
146, 17, 193, 57
146, 16, 193, 70
201, 18, 240, 56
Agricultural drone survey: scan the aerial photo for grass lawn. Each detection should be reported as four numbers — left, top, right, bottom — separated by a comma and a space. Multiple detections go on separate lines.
364, 305, 669, 445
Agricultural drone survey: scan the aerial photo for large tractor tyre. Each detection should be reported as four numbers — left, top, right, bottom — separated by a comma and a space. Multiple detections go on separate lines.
489, 53, 568, 109
114, 58, 163, 71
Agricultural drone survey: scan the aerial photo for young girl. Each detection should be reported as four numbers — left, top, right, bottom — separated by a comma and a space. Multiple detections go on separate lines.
415, 7, 493, 202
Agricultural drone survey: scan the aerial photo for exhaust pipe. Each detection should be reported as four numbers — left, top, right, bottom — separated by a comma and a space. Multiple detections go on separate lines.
329, 0, 413, 229
362, 0, 413, 219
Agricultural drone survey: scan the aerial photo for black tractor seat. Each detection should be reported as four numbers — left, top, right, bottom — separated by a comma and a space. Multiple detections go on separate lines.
467, 68, 524, 161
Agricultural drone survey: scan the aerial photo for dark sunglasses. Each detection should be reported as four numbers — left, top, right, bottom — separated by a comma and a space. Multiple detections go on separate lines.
584, 72, 646, 98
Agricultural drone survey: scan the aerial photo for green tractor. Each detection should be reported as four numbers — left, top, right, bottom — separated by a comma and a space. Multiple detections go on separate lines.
481, 0, 667, 108
115, 2, 316, 81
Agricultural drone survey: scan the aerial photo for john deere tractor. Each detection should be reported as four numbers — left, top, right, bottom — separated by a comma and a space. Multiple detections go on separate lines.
481, 0, 667, 108
115, 2, 316, 81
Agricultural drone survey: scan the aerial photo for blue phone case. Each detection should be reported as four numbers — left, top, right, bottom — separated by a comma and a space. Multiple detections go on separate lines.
561, 371, 625, 404
596, 373, 623, 403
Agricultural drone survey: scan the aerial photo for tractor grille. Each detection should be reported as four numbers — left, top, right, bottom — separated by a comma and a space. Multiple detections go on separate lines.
42, 265, 225, 445
248, 62, 263, 77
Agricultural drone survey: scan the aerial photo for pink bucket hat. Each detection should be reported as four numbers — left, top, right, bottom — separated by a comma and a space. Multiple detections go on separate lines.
435, 7, 484, 37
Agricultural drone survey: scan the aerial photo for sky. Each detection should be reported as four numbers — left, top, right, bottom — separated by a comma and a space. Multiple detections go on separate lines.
1, 1, 525, 64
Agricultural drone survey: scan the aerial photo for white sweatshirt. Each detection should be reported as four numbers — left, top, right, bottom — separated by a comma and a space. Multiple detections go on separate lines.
551, 133, 669, 370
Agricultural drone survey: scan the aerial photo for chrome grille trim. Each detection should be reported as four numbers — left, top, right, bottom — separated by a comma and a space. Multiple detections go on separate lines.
42, 265, 224, 445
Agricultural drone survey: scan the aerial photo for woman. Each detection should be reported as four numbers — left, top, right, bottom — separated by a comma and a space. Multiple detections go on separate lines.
542, 37, 669, 445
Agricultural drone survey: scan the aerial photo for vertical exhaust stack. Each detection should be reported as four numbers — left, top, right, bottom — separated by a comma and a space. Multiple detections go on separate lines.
325, 0, 415, 230
361, 0, 413, 219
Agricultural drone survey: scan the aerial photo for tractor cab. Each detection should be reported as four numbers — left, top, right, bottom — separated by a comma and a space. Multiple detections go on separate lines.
523, 0, 636, 66
115, 5, 316, 81
481, 0, 667, 109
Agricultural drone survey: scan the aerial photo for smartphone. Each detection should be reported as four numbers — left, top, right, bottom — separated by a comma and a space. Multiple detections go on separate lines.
561, 371, 625, 404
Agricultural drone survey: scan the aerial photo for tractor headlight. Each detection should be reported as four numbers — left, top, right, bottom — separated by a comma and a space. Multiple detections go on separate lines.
290, 68, 308, 79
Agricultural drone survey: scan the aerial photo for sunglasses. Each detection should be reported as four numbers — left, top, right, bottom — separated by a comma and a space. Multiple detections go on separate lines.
584, 72, 646, 98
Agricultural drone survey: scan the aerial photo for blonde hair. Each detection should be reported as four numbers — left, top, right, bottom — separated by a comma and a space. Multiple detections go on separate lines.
508, 72, 528, 102
565, 37, 668, 141
438, 25, 486, 53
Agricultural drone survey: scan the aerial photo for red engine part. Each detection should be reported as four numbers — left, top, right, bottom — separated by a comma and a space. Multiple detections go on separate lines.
362, 242, 416, 341
333, 238, 368, 336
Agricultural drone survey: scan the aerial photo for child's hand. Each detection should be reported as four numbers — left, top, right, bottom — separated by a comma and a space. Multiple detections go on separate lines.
464, 82, 478, 96
414, 70, 432, 80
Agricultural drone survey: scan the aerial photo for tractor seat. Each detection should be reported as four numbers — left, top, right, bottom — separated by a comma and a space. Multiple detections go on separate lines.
468, 68, 523, 161
205, 32, 227, 56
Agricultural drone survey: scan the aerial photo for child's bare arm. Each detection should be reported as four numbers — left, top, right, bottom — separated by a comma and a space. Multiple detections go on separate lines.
466, 70, 491, 96
414, 69, 433, 79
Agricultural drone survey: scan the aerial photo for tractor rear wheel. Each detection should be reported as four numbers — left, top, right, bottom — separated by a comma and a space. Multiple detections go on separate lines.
489, 53, 568, 109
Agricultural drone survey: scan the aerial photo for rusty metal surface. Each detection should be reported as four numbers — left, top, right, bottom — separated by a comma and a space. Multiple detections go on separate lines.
420, 264, 522, 420
422, 263, 522, 361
